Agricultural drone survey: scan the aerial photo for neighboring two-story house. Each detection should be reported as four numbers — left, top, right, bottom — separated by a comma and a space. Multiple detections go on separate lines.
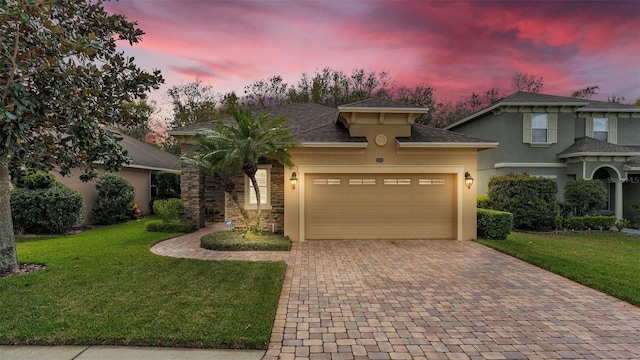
445, 91, 640, 221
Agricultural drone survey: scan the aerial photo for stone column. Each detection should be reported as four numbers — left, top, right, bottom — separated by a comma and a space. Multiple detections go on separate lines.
615, 179, 623, 219
180, 144, 206, 228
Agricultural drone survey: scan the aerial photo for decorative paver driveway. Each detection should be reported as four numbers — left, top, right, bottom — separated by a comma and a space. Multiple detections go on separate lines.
153, 229, 640, 360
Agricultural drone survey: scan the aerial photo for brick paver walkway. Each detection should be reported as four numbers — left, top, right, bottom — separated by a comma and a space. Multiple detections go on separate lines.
152, 228, 640, 360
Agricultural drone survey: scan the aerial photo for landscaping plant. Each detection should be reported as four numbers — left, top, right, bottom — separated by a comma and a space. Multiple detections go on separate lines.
563, 179, 607, 216
10, 172, 83, 234
146, 198, 195, 233
92, 174, 137, 225
488, 173, 557, 231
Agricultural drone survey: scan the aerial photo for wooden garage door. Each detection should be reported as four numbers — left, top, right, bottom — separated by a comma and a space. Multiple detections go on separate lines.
305, 173, 455, 239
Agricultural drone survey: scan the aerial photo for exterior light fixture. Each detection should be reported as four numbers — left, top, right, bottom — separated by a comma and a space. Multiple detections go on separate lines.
290, 172, 298, 189
464, 172, 474, 189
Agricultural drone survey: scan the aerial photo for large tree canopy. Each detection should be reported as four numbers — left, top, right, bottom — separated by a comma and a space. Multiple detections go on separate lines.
0, 0, 163, 273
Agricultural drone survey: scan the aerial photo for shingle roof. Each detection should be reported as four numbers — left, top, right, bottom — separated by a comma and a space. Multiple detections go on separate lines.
112, 131, 180, 172
446, 91, 640, 130
558, 137, 640, 158
398, 125, 496, 144
497, 91, 589, 105
339, 98, 427, 109
169, 102, 489, 145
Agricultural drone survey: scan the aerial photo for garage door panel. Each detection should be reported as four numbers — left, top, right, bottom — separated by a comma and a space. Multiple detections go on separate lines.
343, 209, 379, 220
305, 173, 455, 239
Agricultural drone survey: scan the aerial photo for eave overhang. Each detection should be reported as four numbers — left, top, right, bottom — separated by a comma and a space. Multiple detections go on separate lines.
396, 141, 499, 149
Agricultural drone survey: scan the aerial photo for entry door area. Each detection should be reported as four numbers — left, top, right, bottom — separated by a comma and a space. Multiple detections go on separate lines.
304, 173, 456, 240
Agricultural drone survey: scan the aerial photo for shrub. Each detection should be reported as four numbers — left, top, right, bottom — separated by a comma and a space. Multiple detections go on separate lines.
145, 220, 196, 233
488, 173, 557, 231
201, 231, 292, 251
14, 172, 56, 190
564, 179, 607, 216
615, 219, 630, 231
10, 174, 83, 234
92, 174, 136, 225
477, 208, 513, 240
477, 195, 491, 209
152, 198, 184, 223
564, 216, 617, 231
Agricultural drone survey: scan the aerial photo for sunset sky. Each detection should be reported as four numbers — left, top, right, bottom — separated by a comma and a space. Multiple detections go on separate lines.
105, 0, 640, 115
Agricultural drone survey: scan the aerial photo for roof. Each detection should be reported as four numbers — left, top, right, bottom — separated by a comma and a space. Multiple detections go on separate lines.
339, 98, 428, 112
397, 126, 497, 147
169, 101, 492, 147
558, 137, 640, 158
112, 131, 180, 172
445, 91, 640, 130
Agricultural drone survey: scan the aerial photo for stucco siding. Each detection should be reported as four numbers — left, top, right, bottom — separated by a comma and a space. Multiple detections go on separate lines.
55, 167, 151, 225
618, 117, 640, 146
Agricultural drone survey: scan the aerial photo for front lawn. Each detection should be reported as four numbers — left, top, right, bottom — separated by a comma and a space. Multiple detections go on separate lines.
0, 219, 286, 349
477, 231, 640, 306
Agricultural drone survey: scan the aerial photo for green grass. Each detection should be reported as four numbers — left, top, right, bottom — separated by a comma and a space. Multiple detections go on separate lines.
201, 231, 292, 251
0, 218, 286, 349
476, 231, 640, 306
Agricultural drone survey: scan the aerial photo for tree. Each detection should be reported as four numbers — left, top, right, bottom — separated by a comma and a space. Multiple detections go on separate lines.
571, 85, 599, 99
186, 108, 299, 233
0, 0, 163, 274
116, 100, 157, 142
512, 72, 544, 93
243, 75, 289, 109
166, 78, 218, 129
563, 179, 607, 216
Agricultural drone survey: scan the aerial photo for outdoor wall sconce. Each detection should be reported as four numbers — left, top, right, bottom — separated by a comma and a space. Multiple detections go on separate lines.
464, 172, 474, 189
290, 172, 298, 189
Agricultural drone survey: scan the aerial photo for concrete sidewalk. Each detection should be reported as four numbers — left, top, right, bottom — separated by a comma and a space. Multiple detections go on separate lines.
0, 345, 265, 360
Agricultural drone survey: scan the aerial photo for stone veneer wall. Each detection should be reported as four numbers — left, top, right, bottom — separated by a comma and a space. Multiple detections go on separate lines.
225, 161, 285, 233
180, 144, 205, 228
204, 175, 225, 222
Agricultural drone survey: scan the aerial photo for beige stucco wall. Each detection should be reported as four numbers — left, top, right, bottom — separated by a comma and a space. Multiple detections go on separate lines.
54, 167, 151, 225
284, 125, 480, 241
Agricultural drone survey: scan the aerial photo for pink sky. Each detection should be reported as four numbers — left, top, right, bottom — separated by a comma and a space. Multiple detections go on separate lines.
105, 0, 640, 115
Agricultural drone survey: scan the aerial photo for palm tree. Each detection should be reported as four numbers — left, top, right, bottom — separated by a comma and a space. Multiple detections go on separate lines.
185, 107, 299, 233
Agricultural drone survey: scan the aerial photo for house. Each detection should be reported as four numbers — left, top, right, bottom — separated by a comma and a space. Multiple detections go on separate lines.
445, 91, 640, 220
169, 99, 497, 241
54, 131, 181, 224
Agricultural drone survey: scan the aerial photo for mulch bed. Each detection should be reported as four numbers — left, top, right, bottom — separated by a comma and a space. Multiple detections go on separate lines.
0, 264, 46, 278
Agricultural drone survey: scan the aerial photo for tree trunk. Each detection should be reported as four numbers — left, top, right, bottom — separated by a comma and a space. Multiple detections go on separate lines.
224, 179, 250, 228
248, 174, 262, 233
0, 154, 18, 274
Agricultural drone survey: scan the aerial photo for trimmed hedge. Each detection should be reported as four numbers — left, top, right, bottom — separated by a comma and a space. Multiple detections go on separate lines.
565, 216, 617, 231
477, 208, 513, 240
201, 231, 291, 251
145, 220, 196, 233
488, 173, 557, 231
477, 195, 491, 209
10, 173, 83, 234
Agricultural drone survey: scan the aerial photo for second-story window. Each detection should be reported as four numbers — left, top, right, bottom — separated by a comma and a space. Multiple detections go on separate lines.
531, 114, 548, 143
593, 118, 609, 142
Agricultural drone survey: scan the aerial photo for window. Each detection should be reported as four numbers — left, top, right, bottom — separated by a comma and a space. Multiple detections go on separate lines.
593, 118, 608, 142
246, 167, 270, 208
587, 116, 617, 144
523, 113, 557, 145
531, 114, 548, 143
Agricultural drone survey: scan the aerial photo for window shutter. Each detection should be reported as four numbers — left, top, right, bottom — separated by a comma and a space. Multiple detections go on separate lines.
523, 114, 532, 143
585, 117, 593, 138
548, 114, 558, 144
609, 116, 617, 144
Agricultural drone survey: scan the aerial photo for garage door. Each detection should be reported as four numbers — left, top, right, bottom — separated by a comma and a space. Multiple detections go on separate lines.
305, 173, 455, 239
